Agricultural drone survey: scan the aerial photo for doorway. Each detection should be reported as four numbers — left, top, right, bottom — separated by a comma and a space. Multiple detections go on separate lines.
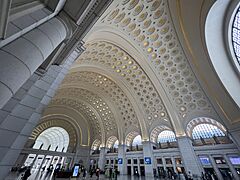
157, 167, 165, 178
127, 166, 131, 175
140, 166, 145, 176
204, 168, 218, 180
219, 168, 233, 180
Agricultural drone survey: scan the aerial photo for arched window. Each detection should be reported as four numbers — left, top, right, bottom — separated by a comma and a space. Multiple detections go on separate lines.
106, 136, 118, 149
33, 127, 69, 152
91, 139, 101, 150
158, 130, 176, 143
113, 140, 119, 148
192, 124, 225, 140
232, 5, 240, 69
132, 135, 142, 146
125, 131, 139, 146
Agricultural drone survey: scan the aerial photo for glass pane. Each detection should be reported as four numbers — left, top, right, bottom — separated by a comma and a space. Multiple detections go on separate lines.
132, 135, 142, 145
192, 124, 225, 139
233, 7, 240, 67
158, 130, 176, 143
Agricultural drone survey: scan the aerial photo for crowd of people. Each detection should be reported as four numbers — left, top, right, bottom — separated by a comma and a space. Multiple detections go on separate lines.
11, 163, 223, 180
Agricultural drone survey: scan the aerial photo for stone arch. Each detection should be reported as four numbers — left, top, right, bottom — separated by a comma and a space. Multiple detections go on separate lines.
150, 125, 172, 143
30, 118, 78, 153
91, 139, 101, 150
106, 136, 118, 148
86, 32, 179, 131
125, 131, 140, 146
68, 66, 147, 141
50, 97, 106, 145
205, 0, 240, 109
55, 86, 119, 142
43, 106, 91, 146
186, 117, 227, 138
33, 127, 69, 152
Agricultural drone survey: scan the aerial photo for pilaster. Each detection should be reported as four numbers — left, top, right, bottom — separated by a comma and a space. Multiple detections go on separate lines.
142, 141, 155, 177
98, 147, 108, 171
177, 136, 203, 176
118, 144, 127, 175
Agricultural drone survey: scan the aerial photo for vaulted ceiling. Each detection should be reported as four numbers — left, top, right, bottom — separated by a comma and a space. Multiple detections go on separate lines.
40, 0, 240, 147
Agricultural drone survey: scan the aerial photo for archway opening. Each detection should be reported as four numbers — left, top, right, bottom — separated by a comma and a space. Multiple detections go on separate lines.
106, 136, 119, 153
186, 117, 232, 146
157, 130, 177, 149
24, 127, 70, 170
33, 127, 70, 152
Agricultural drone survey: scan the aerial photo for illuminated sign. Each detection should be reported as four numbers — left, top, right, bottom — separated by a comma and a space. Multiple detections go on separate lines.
144, 157, 151, 164
118, 158, 123, 164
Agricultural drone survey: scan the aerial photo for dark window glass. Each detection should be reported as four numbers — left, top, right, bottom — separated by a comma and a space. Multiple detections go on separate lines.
165, 158, 172, 164
133, 159, 138, 164
157, 158, 162, 164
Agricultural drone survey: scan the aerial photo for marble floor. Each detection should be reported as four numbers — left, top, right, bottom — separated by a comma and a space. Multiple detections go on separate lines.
6, 170, 175, 180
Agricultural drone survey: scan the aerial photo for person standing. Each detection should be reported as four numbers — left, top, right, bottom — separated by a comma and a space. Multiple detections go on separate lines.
114, 168, 118, 180
90, 168, 94, 177
109, 168, 113, 179
83, 168, 87, 179
21, 166, 31, 180
96, 168, 100, 179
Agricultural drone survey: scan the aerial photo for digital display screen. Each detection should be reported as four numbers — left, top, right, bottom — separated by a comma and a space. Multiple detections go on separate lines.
72, 165, 80, 177
144, 157, 151, 164
230, 157, 240, 165
199, 156, 211, 165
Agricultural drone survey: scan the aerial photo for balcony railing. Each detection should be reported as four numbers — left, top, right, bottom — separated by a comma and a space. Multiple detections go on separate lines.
154, 141, 178, 149
192, 136, 233, 146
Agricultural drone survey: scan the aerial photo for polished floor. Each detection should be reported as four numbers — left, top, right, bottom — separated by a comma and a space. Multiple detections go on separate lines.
6, 170, 176, 180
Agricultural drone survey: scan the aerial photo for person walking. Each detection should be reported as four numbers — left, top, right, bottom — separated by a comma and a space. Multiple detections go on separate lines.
83, 168, 87, 179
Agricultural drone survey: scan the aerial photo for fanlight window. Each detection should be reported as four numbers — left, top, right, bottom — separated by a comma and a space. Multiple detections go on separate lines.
33, 127, 69, 152
113, 140, 119, 148
192, 124, 225, 140
232, 6, 240, 68
91, 139, 101, 150
132, 135, 142, 146
158, 130, 176, 143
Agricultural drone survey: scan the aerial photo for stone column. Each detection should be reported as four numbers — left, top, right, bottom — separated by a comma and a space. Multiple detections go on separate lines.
98, 147, 107, 171
0, 48, 82, 179
0, 16, 67, 108
69, 157, 74, 168
31, 154, 39, 169
36, 155, 46, 175
137, 158, 141, 175
118, 144, 127, 175
39, 155, 46, 170
209, 155, 224, 180
223, 154, 240, 180
142, 141, 154, 177
171, 157, 177, 173
131, 158, 134, 176
162, 157, 167, 171
177, 136, 203, 176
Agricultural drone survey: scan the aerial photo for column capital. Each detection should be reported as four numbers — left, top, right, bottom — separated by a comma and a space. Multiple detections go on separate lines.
176, 135, 191, 140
